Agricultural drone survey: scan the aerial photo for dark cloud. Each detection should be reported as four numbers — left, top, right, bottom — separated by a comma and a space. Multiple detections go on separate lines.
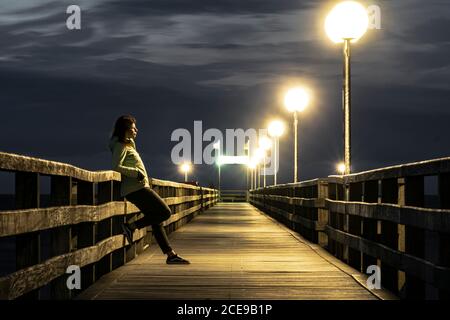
399, 44, 450, 70
99, 0, 317, 16
0, 0, 449, 193
404, 18, 450, 45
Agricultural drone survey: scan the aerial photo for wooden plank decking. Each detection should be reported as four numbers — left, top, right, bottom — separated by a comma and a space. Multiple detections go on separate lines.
77, 203, 394, 300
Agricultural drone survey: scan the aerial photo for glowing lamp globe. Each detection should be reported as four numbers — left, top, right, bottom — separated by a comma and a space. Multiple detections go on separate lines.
325, 1, 369, 44
180, 163, 191, 173
284, 87, 310, 113
268, 120, 285, 138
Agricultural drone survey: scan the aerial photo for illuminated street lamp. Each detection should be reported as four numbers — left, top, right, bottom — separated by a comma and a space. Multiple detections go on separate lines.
180, 162, 192, 182
213, 141, 221, 200
244, 141, 250, 190
254, 148, 265, 188
248, 160, 257, 190
337, 162, 346, 175
325, 1, 369, 174
259, 136, 272, 188
268, 120, 285, 186
250, 156, 262, 189
284, 87, 310, 183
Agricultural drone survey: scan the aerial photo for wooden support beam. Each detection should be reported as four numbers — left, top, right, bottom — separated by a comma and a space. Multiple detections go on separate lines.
50, 175, 73, 300
15, 172, 41, 300
76, 180, 96, 295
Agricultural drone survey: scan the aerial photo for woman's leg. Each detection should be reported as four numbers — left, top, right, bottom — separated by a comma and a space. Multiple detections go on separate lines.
151, 223, 172, 254
126, 187, 171, 228
124, 187, 190, 263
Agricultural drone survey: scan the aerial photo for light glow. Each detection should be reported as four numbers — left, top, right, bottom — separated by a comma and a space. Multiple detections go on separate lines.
259, 136, 272, 150
180, 162, 192, 173
284, 87, 310, 113
268, 120, 285, 138
337, 162, 346, 175
325, 1, 369, 43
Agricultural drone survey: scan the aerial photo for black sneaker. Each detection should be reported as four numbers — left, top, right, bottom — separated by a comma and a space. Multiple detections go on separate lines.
121, 223, 133, 245
166, 254, 190, 264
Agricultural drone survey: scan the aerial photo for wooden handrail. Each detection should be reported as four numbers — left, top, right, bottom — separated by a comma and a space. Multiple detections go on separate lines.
329, 156, 450, 183
326, 200, 450, 232
249, 155, 450, 299
0, 151, 219, 300
0, 152, 120, 182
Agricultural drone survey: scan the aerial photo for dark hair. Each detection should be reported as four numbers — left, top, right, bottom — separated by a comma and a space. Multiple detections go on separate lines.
111, 115, 136, 144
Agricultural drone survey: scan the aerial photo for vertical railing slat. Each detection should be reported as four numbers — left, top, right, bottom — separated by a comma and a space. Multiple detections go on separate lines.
76, 180, 97, 294
49, 175, 73, 300
15, 172, 41, 300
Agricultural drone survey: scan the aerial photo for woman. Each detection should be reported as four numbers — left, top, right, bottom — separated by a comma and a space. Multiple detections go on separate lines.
108, 115, 190, 264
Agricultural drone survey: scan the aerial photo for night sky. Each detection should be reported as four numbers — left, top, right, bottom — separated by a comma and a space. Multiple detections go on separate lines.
1, 0, 449, 192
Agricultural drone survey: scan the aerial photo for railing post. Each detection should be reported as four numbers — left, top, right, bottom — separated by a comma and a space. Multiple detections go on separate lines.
200, 187, 204, 212
15, 172, 41, 299
424, 229, 440, 299
326, 181, 336, 256
76, 180, 97, 293
403, 176, 425, 299
439, 173, 450, 209
317, 180, 328, 248
96, 181, 114, 278
397, 178, 406, 296
421, 174, 445, 299
361, 180, 378, 273
99, 180, 126, 269
78, 181, 112, 281
124, 203, 136, 263
438, 173, 450, 299
49, 175, 73, 300
348, 181, 363, 269
379, 178, 399, 294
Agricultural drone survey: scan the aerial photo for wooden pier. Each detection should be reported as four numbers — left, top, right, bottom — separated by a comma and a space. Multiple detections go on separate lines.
77, 203, 391, 300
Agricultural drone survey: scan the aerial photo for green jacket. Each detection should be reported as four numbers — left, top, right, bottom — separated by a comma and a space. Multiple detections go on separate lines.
109, 136, 150, 197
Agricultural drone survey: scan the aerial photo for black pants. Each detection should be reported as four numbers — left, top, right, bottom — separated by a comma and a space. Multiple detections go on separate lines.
125, 187, 173, 254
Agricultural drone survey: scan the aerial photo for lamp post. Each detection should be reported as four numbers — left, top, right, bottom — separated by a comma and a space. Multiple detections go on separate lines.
253, 158, 258, 189
325, 1, 369, 175
244, 141, 250, 190
259, 136, 272, 188
254, 148, 264, 189
253, 162, 257, 189
213, 141, 221, 201
284, 87, 310, 183
180, 162, 192, 182
248, 161, 256, 190
268, 120, 285, 186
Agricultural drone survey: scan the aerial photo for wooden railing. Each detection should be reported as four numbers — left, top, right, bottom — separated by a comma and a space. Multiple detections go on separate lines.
0, 152, 218, 300
249, 157, 450, 300
249, 179, 328, 246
